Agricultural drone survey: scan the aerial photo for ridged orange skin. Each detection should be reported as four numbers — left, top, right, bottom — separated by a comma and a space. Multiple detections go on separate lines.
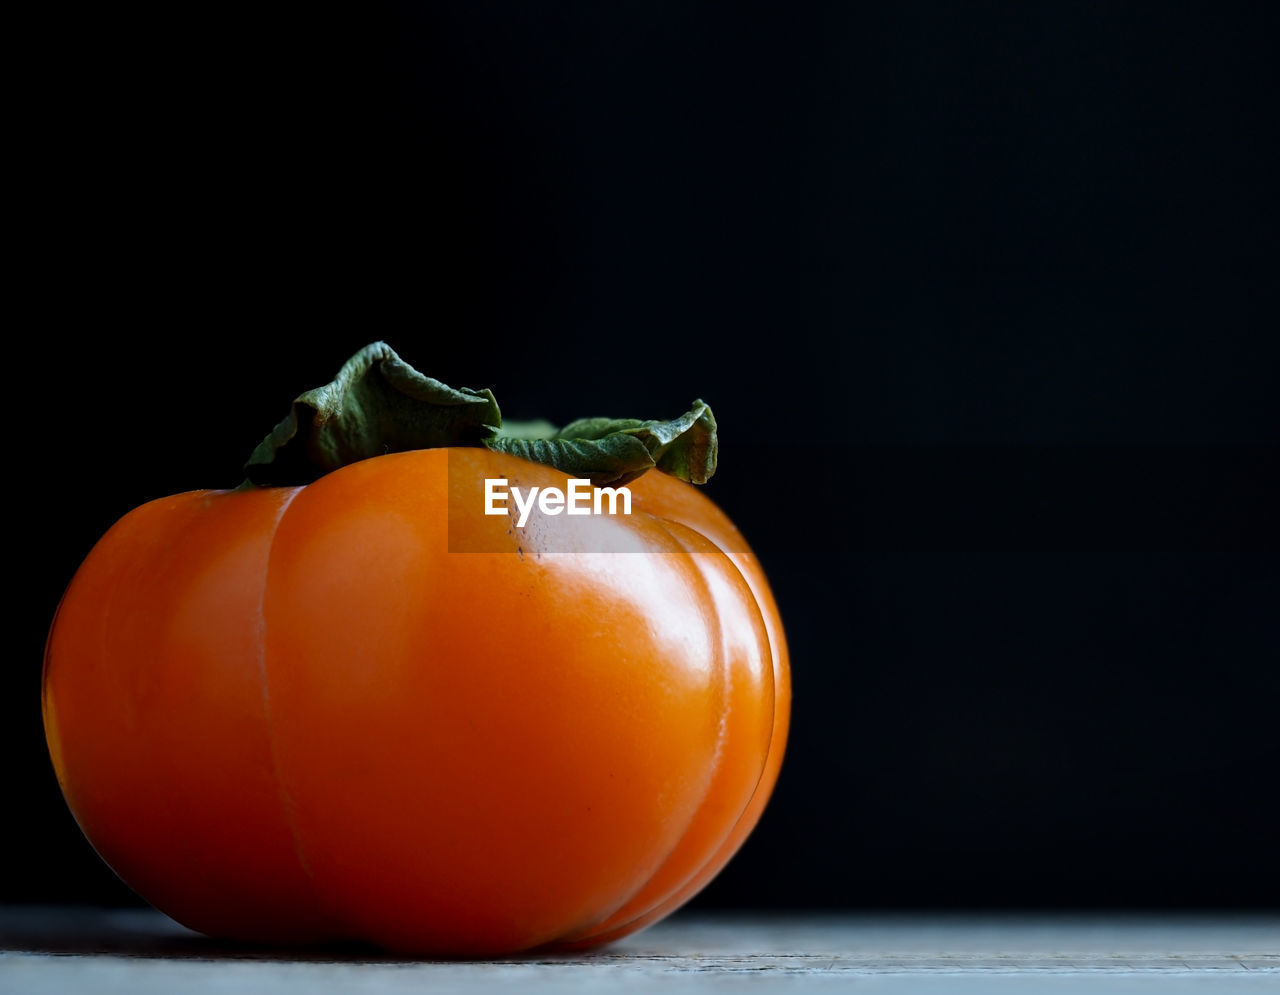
43, 448, 789, 955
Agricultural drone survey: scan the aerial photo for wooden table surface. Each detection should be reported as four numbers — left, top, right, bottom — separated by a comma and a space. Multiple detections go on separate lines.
2, 907, 1276, 992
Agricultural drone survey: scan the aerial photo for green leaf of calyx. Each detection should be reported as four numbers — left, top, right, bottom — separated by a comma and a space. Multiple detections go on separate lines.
244, 342, 501, 486
242, 342, 718, 488
487, 400, 717, 487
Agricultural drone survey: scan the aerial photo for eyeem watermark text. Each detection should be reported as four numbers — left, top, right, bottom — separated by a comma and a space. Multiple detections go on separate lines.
484, 478, 632, 528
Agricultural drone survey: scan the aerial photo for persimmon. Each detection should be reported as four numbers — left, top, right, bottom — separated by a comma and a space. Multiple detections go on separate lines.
43, 343, 789, 955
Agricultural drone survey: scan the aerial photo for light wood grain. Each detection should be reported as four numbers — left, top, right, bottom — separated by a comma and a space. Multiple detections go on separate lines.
2, 908, 1276, 992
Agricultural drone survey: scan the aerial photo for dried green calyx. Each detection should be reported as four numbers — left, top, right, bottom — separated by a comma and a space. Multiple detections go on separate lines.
243, 342, 717, 489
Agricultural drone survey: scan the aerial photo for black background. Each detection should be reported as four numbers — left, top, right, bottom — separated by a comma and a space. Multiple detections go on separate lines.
13, 1, 1277, 911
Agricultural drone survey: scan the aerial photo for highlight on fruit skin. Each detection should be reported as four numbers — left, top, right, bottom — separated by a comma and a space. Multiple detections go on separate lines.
42, 343, 791, 955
